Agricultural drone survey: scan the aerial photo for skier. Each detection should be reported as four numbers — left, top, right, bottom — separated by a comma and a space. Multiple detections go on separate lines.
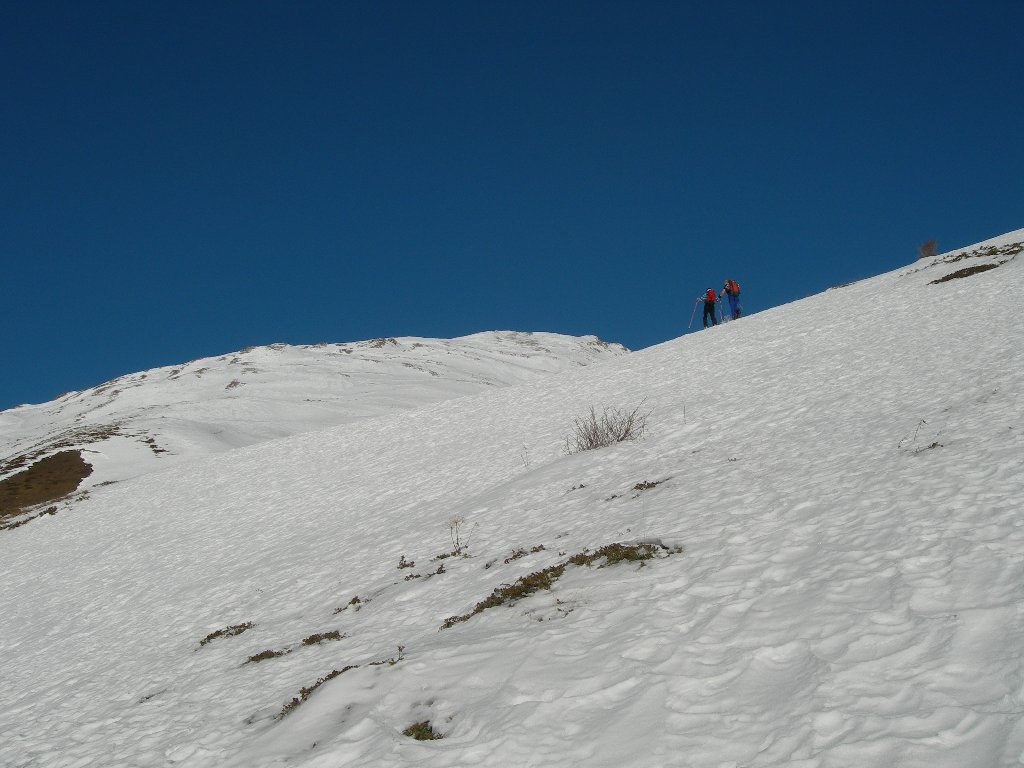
700, 287, 718, 328
720, 279, 741, 320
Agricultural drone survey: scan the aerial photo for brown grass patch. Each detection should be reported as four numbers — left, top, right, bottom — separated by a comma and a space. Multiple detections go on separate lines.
632, 478, 669, 495
246, 649, 289, 664
278, 665, 359, 718
1, 424, 120, 476
943, 242, 1023, 263
199, 622, 255, 647
442, 542, 677, 629
334, 595, 365, 614
930, 262, 1000, 283
0, 450, 93, 522
403, 720, 443, 740
567, 542, 663, 567
302, 630, 344, 646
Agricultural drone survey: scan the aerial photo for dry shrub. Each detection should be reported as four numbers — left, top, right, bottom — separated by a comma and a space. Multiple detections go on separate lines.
564, 403, 650, 454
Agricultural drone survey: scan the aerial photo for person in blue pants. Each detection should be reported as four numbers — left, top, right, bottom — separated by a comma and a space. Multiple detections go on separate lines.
720, 279, 741, 320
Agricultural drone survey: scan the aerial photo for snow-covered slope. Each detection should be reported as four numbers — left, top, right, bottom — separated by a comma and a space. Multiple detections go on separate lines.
2, 232, 1022, 768
0, 331, 626, 489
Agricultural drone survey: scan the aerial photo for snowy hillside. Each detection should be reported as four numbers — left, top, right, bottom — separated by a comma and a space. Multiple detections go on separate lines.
0, 331, 626, 496
2, 231, 1023, 767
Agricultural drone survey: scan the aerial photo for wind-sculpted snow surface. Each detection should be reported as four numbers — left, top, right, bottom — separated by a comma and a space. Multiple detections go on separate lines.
1, 232, 1022, 767
0, 331, 626, 491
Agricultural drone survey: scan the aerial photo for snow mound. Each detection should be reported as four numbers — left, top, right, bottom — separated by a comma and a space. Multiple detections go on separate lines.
0, 331, 627, 491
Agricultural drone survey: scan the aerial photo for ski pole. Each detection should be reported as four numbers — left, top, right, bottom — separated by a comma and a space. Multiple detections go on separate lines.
688, 299, 700, 329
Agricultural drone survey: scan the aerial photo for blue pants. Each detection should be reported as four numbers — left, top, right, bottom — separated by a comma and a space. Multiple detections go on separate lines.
727, 293, 740, 319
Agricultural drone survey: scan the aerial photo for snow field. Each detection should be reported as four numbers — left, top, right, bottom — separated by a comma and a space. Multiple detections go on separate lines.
0, 332, 626, 489
1, 235, 1022, 767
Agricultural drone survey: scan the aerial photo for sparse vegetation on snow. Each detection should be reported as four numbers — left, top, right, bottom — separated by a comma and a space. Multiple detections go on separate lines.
564, 402, 650, 454
198, 622, 255, 647
2, 229, 1023, 768
442, 542, 678, 629
403, 720, 443, 740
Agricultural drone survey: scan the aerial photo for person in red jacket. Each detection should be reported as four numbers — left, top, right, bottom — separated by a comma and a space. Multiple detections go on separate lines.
720, 279, 742, 320
700, 287, 718, 328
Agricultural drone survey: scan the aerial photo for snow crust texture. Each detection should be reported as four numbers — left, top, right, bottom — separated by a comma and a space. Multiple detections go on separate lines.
1, 234, 1022, 767
0, 331, 626, 491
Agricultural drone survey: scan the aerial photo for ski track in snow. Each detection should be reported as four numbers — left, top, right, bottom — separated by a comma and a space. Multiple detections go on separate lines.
1, 234, 1023, 767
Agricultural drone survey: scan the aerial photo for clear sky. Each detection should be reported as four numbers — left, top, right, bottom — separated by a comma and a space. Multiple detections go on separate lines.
3, 1, 1021, 410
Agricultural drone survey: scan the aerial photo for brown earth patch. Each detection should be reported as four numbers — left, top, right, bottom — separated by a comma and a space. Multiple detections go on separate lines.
1, 424, 121, 476
930, 262, 1001, 284
0, 450, 93, 522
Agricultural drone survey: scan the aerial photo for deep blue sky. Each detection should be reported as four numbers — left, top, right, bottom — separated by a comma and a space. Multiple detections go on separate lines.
3, 1, 1022, 410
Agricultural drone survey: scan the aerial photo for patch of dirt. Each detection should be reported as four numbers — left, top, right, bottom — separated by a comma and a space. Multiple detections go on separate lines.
1, 424, 122, 476
442, 541, 681, 629
633, 478, 670, 494
199, 622, 255, 647
0, 450, 93, 522
930, 262, 1001, 284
